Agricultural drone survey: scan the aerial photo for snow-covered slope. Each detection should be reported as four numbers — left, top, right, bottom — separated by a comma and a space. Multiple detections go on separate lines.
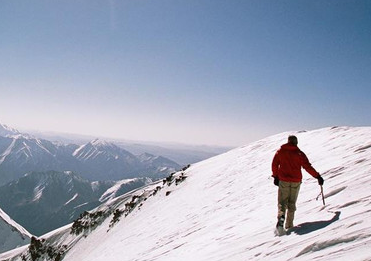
0, 135, 77, 185
0, 208, 32, 254
98, 178, 152, 202
2, 126, 371, 261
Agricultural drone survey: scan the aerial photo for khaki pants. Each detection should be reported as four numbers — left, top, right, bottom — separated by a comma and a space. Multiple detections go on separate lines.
277, 181, 301, 229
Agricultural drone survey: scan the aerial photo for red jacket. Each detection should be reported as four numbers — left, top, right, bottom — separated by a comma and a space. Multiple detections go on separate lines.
272, 143, 319, 182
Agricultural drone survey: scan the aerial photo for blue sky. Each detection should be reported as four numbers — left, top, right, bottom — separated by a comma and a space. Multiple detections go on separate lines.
0, 0, 370, 146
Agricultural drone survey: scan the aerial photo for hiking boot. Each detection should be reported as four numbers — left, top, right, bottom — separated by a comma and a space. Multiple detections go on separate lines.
276, 215, 285, 228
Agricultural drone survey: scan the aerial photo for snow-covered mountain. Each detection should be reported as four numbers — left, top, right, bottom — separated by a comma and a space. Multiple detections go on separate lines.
0, 135, 78, 185
25, 129, 232, 166
0, 133, 180, 185
0, 208, 32, 254
71, 139, 180, 180
98, 177, 152, 202
73, 139, 145, 181
2, 126, 371, 261
0, 123, 20, 137
0, 171, 151, 236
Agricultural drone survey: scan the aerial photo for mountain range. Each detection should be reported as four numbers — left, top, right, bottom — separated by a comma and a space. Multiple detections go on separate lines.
0, 123, 180, 186
26, 128, 233, 166
1, 126, 370, 260
0, 170, 152, 236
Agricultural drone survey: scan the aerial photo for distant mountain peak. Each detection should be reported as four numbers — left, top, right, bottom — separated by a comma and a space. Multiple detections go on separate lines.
90, 139, 114, 148
73, 139, 119, 157
64, 170, 74, 176
0, 122, 20, 137
8, 133, 33, 140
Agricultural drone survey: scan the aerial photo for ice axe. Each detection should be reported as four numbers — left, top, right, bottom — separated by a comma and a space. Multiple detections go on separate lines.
316, 185, 325, 206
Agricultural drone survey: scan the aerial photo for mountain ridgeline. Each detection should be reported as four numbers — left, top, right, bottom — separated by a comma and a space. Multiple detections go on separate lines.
0, 134, 180, 186
0, 207, 32, 254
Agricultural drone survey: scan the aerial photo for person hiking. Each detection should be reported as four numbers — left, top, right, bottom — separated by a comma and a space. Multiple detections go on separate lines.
272, 135, 324, 231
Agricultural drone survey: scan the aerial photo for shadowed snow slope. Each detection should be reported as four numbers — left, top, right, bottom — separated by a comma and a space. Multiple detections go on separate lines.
2, 126, 371, 261
0, 208, 32, 254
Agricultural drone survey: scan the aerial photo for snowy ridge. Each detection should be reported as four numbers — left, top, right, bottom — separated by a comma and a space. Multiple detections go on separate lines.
0, 135, 62, 185
0, 138, 17, 164
0, 123, 20, 137
1, 126, 371, 260
98, 178, 152, 203
0, 209, 32, 240
0, 208, 32, 254
72, 139, 122, 161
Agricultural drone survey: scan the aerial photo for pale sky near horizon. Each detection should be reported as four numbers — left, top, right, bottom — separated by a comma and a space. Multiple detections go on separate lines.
0, 0, 370, 146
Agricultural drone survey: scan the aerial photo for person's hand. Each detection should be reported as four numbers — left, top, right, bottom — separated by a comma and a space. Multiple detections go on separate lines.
317, 175, 324, 185
274, 177, 279, 186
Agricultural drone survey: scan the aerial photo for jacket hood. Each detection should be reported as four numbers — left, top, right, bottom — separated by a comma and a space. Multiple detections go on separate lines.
281, 143, 299, 151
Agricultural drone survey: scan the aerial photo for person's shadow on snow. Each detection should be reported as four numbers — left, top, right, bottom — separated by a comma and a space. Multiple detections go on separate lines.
288, 211, 341, 235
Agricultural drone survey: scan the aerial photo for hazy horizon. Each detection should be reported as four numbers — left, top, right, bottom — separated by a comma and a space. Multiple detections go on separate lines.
19, 124, 235, 148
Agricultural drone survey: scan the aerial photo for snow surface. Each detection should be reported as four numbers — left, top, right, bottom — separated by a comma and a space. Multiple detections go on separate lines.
99, 178, 143, 202
72, 139, 117, 160
64, 194, 79, 206
32, 184, 45, 202
0, 139, 17, 165
1, 126, 371, 261
0, 208, 32, 254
